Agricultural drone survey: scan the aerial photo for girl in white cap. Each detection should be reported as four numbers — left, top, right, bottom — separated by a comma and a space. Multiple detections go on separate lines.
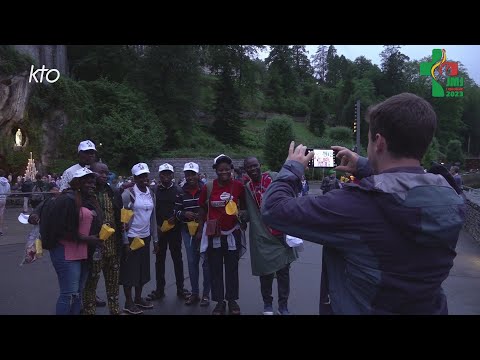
119, 163, 158, 315
196, 154, 246, 315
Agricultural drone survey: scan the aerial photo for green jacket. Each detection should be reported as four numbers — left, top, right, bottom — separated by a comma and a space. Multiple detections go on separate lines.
244, 172, 298, 276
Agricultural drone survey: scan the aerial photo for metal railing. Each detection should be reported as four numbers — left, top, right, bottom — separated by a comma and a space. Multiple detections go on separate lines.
463, 186, 480, 195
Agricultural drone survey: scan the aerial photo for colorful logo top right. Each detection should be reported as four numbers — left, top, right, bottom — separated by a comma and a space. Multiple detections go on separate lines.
420, 49, 464, 98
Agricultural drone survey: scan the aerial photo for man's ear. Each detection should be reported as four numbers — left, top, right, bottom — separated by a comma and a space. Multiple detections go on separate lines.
375, 133, 386, 153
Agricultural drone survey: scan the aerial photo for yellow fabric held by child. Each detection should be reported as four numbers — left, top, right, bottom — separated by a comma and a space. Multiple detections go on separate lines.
121, 208, 134, 223
99, 224, 115, 241
130, 237, 145, 250
187, 221, 199, 236
160, 220, 175, 233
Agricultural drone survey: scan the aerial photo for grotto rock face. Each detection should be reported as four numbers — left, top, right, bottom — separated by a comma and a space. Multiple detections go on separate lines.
0, 72, 32, 151
0, 46, 69, 171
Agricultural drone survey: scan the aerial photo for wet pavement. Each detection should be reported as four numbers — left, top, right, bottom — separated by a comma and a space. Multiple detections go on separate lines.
1, 198, 479, 315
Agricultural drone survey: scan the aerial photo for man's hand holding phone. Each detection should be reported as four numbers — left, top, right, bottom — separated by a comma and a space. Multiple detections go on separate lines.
332, 146, 360, 175
287, 141, 314, 169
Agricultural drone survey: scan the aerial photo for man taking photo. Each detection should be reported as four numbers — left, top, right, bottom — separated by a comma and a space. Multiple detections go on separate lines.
261, 92, 466, 315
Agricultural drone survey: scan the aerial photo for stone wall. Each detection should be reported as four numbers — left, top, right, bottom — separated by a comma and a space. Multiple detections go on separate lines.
13, 45, 68, 75
464, 199, 480, 243
150, 158, 245, 182
462, 172, 480, 187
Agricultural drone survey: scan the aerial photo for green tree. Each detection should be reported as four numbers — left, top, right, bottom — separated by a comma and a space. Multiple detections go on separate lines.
311, 45, 328, 84
309, 88, 327, 135
67, 45, 139, 83
264, 115, 295, 171
213, 66, 243, 145
132, 45, 202, 147
461, 86, 480, 156
379, 45, 410, 97
265, 45, 298, 113
0, 45, 33, 74
326, 126, 353, 144
325, 45, 338, 87
35, 78, 167, 173
445, 139, 464, 165
422, 136, 440, 167
204, 45, 258, 145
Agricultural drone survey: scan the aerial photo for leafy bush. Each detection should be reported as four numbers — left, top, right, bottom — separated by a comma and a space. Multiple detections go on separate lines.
326, 126, 354, 143
264, 115, 295, 171
445, 139, 464, 165
422, 137, 439, 168
0, 45, 34, 75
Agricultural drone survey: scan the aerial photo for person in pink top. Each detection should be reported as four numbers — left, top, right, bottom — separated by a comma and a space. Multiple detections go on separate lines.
48, 168, 103, 315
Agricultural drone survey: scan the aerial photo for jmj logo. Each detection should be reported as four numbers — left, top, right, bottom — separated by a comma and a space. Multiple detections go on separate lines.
29, 65, 60, 84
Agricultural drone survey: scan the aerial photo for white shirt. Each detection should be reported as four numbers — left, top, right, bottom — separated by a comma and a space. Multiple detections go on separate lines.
127, 184, 154, 238
59, 164, 89, 191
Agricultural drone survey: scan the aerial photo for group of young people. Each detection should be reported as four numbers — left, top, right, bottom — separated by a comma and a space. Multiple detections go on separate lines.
14, 92, 468, 316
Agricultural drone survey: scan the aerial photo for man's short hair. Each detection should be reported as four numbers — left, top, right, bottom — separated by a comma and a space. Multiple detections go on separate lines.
366, 93, 437, 160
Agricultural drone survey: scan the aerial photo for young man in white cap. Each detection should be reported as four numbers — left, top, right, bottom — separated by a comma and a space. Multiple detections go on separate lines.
146, 163, 190, 301
59, 140, 98, 192
175, 162, 211, 306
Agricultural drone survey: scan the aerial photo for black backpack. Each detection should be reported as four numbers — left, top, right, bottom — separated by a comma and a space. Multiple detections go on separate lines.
38, 192, 75, 250
31, 182, 45, 203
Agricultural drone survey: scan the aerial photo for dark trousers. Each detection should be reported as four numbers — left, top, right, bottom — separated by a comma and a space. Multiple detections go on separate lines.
156, 230, 184, 292
260, 264, 290, 309
207, 235, 240, 302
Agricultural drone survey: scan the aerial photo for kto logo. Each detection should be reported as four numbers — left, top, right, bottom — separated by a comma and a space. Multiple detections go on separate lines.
420, 49, 464, 97
28, 65, 60, 84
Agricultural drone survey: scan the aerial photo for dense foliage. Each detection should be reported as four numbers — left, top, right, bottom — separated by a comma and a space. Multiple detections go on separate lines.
2, 44, 479, 174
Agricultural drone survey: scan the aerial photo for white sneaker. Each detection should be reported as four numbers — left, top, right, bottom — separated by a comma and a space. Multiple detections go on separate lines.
263, 304, 274, 315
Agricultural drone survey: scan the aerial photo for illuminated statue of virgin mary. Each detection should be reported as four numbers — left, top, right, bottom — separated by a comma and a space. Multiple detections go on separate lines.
15, 129, 22, 146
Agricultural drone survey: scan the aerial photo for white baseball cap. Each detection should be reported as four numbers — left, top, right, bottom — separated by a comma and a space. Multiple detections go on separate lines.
214, 154, 232, 165
131, 163, 150, 176
158, 163, 174, 173
71, 167, 95, 181
183, 162, 199, 173
77, 140, 97, 153
18, 213, 30, 225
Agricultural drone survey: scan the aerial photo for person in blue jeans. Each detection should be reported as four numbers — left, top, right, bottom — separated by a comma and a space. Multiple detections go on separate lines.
175, 162, 211, 306
46, 168, 103, 315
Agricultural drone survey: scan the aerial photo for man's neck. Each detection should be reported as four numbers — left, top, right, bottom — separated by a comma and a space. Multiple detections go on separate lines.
251, 176, 261, 183
186, 182, 199, 191
160, 181, 172, 188
97, 183, 107, 191
377, 157, 421, 174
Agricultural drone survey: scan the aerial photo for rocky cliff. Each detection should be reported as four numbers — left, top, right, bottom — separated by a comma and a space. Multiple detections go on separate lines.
13, 45, 68, 75
0, 45, 68, 172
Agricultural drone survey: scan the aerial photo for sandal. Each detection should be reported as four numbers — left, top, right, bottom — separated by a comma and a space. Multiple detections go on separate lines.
146, 290, 165, 301
134, 298, 153, 309
212, 301, 226, 315
200, 296, 210, 307
177, 288, 192, 299
185, 294, 200, 305
228, 300, 241, 315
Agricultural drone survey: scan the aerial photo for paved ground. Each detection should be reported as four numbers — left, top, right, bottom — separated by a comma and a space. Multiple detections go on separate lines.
1, 190, 480, 315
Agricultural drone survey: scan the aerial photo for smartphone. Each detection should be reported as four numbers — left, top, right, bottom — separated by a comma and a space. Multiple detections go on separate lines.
305, 148, 337, 168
